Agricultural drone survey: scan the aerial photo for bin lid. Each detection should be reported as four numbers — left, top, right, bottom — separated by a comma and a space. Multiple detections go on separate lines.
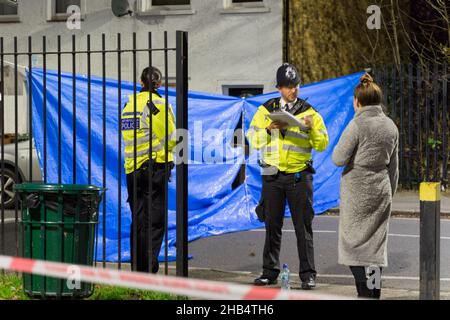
14, 183, 102, 193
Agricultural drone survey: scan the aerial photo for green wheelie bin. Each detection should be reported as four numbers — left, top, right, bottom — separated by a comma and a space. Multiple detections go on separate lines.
14, 183, 103, 299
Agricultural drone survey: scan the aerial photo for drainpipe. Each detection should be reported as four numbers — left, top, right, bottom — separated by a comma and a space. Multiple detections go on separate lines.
283, 0, 289, 63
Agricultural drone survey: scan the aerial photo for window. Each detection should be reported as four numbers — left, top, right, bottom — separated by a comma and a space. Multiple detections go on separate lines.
228, 87, 263, 98
222, 0, 269, 13
47, 0, 83, 21
138, 0, 194, 15
55, 0, 80, 14
0, 0, 19, 22
231, 0, 264, 7
152, 0, 190, 9
223, 85, 264, 98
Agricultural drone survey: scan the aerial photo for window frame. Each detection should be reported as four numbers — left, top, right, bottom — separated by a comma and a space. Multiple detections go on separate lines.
47, 0, 85, 22
221, 0, 270, 14
137, 0, 195, 16
229, 0, 265, 8
0, 0, 20, 23
222, 84, 264, 97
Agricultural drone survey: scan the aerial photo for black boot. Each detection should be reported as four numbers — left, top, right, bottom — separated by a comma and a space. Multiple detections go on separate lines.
372, 288, 381, 299
355, 281, 373, 298
254, 275, 278, 286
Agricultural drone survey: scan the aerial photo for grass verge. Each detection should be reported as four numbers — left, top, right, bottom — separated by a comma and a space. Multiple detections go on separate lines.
0, 273, 188, 300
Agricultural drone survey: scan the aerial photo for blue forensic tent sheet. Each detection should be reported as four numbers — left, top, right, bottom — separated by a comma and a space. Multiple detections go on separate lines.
28, 69, 364, 262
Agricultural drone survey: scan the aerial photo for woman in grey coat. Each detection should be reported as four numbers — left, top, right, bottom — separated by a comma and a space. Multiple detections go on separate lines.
332, 74, 399, 299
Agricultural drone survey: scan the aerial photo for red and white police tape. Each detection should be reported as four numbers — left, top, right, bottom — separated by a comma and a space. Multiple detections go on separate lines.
0, 255, 349, 300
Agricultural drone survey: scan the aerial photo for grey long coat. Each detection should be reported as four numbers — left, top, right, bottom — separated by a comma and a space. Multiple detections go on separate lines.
332, 105, 399, 267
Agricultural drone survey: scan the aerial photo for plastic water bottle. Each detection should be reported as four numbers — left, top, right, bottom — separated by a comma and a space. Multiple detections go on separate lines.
280, 264, 290, 290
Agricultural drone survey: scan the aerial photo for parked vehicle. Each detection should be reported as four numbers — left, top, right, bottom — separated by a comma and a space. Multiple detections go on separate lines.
0, 138, 42, 209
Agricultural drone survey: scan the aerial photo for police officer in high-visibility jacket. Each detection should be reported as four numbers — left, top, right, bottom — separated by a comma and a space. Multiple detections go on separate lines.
121, 66, 176, 273
248, 63, 328, 289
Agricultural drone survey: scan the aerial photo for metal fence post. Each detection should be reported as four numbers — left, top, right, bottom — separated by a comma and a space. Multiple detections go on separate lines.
176, 30, 188, 277
419, 182, 441, 300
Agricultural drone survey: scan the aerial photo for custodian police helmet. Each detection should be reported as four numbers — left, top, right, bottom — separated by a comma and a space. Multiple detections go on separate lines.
276, 63, 301, 88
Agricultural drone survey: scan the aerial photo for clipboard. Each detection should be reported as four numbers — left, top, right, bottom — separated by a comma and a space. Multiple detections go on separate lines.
265, 110, 307, 128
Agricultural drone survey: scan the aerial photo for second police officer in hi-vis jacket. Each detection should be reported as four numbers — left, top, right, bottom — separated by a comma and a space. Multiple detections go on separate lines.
121, 67, 176, 273
247, 64, 328, 289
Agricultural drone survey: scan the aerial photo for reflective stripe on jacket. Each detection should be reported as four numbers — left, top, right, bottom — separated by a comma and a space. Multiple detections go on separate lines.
121, 91, 176, 174
247, 98, 328, 173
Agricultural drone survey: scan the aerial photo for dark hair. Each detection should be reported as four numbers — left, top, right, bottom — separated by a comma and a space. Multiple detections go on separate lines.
141, 66, 162, 92
354, 73, 383, 107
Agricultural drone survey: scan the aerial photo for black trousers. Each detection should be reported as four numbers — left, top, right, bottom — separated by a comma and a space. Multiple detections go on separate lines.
261, 170, 316, 282
126, 161, 171, 273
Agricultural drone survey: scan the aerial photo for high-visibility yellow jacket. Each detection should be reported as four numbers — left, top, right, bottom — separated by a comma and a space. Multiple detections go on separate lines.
247, 98, 328, 173
121, 91, 176, 174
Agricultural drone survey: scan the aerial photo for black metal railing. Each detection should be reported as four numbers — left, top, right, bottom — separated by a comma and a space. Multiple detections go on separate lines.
0, 31, 189, 277
372, 63, 449, 190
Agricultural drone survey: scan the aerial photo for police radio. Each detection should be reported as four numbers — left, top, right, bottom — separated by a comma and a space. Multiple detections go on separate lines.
147, 100, 160, 115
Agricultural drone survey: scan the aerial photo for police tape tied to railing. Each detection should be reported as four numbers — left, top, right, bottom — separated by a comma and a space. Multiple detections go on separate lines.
0, 255, 351, 300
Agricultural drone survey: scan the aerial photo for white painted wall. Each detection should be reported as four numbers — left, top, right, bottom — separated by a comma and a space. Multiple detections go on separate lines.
0, 65, 28, 134
0, 0, 283, 93
1, 95, 28, 134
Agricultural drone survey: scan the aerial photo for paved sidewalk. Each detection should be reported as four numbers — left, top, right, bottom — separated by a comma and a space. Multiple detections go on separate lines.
186, 267, 450, 300
102, 263, 450, 300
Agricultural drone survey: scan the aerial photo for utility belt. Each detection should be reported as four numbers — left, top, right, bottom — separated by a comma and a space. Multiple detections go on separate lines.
258, 159, 316, 176
277, 171, 294, 176
132, 160, 175, 184
139, 160, 174, 172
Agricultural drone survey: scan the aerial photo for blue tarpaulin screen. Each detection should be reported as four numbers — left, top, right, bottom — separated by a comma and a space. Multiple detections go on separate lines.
28, 69, 364, 262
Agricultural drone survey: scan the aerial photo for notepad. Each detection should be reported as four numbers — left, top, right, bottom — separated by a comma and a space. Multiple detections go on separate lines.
265, 110, 307, 129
